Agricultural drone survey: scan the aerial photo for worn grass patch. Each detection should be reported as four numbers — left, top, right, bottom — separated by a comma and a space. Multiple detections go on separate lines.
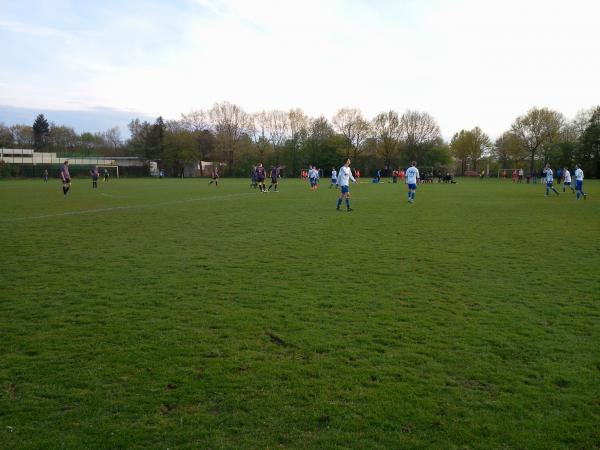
1, 177, 599, 449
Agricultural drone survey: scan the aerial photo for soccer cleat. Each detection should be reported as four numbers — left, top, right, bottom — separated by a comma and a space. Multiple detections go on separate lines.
347, 208, 353, 212
584, 194, 587, 200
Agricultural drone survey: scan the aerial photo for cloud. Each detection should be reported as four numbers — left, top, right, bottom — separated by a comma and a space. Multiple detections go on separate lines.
0, 0, 599, 138
0, 18, 71, 38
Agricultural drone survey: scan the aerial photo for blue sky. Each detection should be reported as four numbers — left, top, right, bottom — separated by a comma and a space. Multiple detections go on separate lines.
1, 0, 599, 137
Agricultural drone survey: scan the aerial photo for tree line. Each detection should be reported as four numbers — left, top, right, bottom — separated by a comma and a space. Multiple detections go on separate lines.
1, 104, 598, 177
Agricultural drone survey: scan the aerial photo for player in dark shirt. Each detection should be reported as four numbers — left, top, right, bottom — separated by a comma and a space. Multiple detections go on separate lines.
208, 165, 219, 186
90, 166, 99, 189
267, 166, 280, 192
255, 163, 267, 193
60, 161, 71, 196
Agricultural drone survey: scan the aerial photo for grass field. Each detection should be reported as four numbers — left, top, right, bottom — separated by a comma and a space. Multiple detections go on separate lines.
1, 176, 599, 449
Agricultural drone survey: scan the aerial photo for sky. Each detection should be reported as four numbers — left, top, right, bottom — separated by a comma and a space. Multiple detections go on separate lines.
0, 0, 599, 138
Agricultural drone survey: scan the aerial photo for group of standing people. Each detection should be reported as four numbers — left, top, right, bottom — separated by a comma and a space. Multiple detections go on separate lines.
55, 162, 110, 196
250, 164, 280, 193
543, 164, 587, 199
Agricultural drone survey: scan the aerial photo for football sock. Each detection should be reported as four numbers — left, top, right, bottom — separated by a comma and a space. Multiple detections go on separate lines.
337, 198, 342, 209
345, 198, 350, 209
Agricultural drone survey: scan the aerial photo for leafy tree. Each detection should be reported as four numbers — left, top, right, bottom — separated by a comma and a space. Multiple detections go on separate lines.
163, 121, 198, 175
10, 125, 34, 148
48, 125, 78, 153
493, 131, 526, 168
303, 116, 337, 168
0, 123, 13, 148
420, 139, 452, 168
32, 114, 50, 151
450, 127, 491, 173
578, 106, 600, 178
511, 107, 564, 175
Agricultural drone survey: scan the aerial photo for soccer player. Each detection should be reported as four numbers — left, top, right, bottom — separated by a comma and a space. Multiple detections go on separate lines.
209, 165, 219, 186
562, 167, 575, 193
43, 168, 48, 183
574, 164, 587, 200
60, 160, 71, 196
255, 163, 267, 192
90, 166, 99, 189
543, 163, 560, 197
308, 166, 318, 190
336, 159, 356, 211
518, 168, 524, 183
405, 161, 420, 203
329, 167, 338, 188
268, 166, 280, 192
103, 168, 110, 182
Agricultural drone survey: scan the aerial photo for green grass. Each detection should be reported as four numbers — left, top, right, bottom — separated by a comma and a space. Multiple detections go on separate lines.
1, 177, 599, 449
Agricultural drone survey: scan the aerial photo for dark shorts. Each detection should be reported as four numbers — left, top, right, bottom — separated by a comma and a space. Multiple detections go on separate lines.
271, 177, 277, 183
257, 177, 265, 182
63, 178, 71, 184
341, 185, 349, 194
92, 176, 98, 181
576, 180, 583, 190
408, 183, 417, 190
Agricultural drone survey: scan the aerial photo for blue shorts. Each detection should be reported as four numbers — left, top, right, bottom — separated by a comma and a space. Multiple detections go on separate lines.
546, 181, 553, 188
408, 183, 417, 190
576, 180, 583, 190
341, 185, 349, 194
564, 181, 571, 186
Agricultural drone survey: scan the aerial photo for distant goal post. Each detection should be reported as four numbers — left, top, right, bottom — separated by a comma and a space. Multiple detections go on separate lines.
97, 165, 119, 178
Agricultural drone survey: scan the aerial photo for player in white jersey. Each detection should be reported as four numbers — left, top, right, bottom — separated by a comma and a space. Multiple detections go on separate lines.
329, 167, 338, 189
308, 166, 319, 190
336, 159, 356, 211
405, 161, 420, 203
562, 168, 575, 193
574, 165, 587, 200
543, 163, 560, 197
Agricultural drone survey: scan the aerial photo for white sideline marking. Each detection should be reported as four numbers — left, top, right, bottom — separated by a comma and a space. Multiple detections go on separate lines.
2, 192, 255, 222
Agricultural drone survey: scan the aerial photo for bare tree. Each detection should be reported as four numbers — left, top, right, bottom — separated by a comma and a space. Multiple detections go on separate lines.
399, 110, 441, 162
267, 110, 289, 164
332, 108, 360, 157
208, 101, 251, 171
102, 126, 122, 155
250, 111, 271, 162
332, 108, 371, 161
288, 108, 308, 142
372, 111, 401, 170
287, 108, 309, 176
181, 110, 210, 132
511, 107, 564, 175
352, 116, 371, 161
10, 124, 34, 148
